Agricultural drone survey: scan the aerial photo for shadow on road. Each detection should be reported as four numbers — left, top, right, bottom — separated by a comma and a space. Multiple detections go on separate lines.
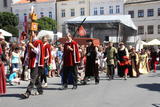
137, 83, 160, 92
152, 104, 160, 107
0, 94, 22, 98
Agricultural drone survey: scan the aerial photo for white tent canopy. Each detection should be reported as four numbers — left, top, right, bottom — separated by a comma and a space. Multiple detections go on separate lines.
37, 30, 62, 40
147, 39, 160, 45
66, 15, 137, 30
0, 29, 12, 37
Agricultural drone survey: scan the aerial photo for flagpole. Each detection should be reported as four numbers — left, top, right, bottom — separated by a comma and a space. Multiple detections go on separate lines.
73, 17, 87, 38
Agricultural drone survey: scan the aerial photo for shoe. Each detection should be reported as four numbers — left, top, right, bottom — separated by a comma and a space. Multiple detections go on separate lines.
124, 76, 127, 80
21, 93, 29, 99
43, 83, 48, 88
95, 81, 99, 85
72, 85, 77, 89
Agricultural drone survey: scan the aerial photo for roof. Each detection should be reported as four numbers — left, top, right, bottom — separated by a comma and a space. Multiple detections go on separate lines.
66, 15, 137, 30
15, 0, 54, 4
125, 0, 160, 4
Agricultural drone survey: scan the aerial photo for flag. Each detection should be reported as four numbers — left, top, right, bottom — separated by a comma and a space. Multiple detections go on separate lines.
23, 15, 28, 33
78, 25, 86, 36
20, 31, 27, 41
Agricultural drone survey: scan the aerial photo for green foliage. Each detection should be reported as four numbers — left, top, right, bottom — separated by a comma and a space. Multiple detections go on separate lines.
0, 12, 19, 37
0, 12, 18, 27
2, 25, 19, 37
36, 17, 57, 31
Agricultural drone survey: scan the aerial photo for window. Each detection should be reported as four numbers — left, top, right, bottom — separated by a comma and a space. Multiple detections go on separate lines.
109, 6, 113, 14
24, 13, 27, 16
128, 11, 134, 18
40, 12, 44, 17
158, 8, 160, 16
138, 10, 144, 17
116, 5, 120, 14
71, 9, 75, 17
80, 8, 85, 16
148, 25, 154, 34
158, 25, 160, 34
49, 12, 52, 18
3, 0, 8, 7
138, 26, 144, 35
147, 9, 154, 17
100, 7, 104, 15
94, 8, 98, 15
61, 9, 65, 17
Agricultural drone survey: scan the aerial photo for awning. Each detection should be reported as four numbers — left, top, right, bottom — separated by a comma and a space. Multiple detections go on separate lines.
0, 29, 12, 37
66, 15, 137, 30
147, 39, 160, 45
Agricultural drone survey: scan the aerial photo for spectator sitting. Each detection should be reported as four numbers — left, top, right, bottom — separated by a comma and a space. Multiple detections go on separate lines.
9, 68, 20, 85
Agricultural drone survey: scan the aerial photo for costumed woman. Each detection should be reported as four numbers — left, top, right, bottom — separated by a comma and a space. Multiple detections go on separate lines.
117, 42, 130, 80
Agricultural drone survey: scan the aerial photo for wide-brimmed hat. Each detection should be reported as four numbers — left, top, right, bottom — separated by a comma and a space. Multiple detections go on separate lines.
119, 42, 124, 45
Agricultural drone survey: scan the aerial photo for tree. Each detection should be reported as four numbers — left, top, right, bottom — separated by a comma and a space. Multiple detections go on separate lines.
36, 17, 57, 31
0, 12, 18, 27
0, 12, 19, 37
3, 25, 19, 37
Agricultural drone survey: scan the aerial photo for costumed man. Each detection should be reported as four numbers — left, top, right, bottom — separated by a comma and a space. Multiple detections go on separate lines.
41, 35, 52, 88
22, 31, 44, 98
83, 40, 99, 85
104, 41, 117, 80
0, 32, 6, 94
62, 33, 80, 90
117, 42, 130, 80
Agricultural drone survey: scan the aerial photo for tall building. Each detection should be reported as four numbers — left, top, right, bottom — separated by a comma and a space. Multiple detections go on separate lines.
0, 0, 13, 12
57, 0, 90, 34
125, 0, 160, 41
12, 0, 56, 33
90, 0, 127, 16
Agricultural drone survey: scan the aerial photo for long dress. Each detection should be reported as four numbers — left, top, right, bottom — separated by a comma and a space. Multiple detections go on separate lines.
139, 53, 149, 74
0, 61, 6, 94
129, 52, 139, 77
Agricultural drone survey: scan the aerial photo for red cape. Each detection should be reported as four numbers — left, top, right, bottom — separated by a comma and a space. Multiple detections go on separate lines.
0, 62, 6, 94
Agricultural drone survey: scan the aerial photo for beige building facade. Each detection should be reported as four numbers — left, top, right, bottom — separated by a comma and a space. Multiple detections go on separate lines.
125, 0, 160, 41
0, 0, 13, 12
57, 0, 90, 34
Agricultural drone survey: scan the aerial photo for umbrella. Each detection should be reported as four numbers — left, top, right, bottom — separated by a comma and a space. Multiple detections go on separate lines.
0, 29, 12, 37
147, 39, 160, 45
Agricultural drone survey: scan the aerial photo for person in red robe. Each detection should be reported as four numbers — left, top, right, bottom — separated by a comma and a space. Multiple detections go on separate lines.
0, 32, 6, 94
62, 33, 80, 90
41, 35, 52, 88
22, 31, 44, 99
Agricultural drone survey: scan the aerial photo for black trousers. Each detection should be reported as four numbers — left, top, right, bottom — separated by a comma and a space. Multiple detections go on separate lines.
63, 66, 77, 86
41, 63, 47, 83
107, 65, 115, 79
26, 66, 43, 95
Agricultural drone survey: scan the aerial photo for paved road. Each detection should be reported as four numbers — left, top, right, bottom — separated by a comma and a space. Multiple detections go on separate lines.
1, 71, 160, 107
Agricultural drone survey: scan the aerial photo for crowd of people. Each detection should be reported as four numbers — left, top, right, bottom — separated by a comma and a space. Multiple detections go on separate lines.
0, 31, 160, 99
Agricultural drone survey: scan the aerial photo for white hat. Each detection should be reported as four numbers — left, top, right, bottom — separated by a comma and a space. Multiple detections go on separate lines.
0, 35, 4, 40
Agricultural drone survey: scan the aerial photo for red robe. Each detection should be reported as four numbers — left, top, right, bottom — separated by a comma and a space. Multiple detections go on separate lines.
29, 40, 44, 68
63, 40, 80, 67
43, 43, 52, 65
0, 62, 6, 94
